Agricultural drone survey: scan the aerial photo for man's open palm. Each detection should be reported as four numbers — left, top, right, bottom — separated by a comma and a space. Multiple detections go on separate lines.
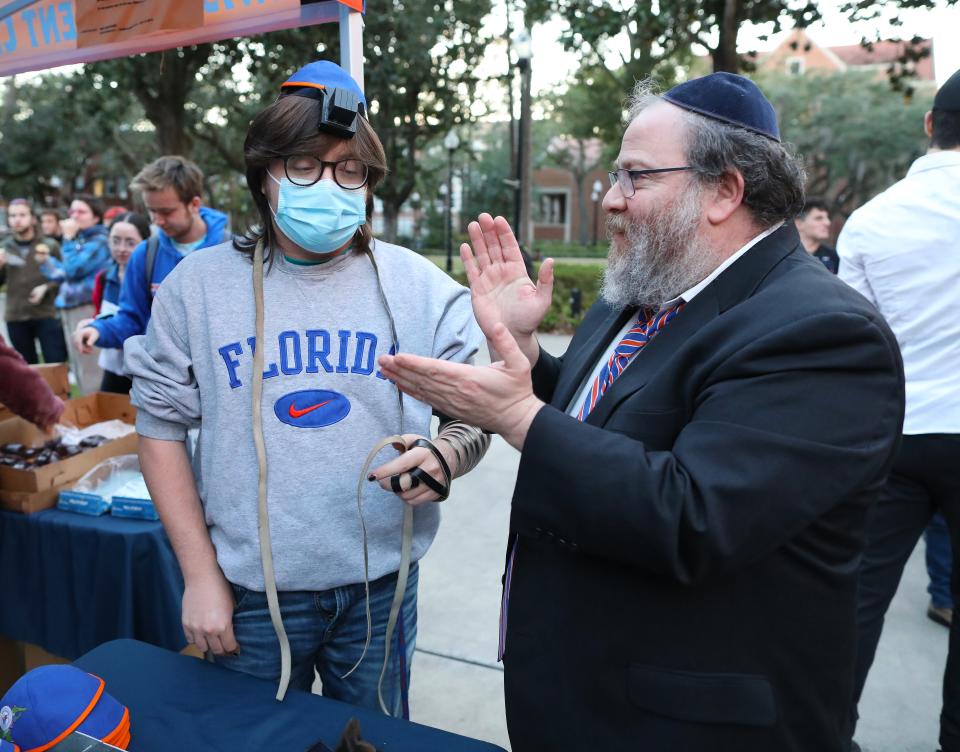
461, 214, 554, 352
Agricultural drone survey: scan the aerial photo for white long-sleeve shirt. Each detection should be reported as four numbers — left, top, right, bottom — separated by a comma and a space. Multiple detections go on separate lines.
838, 150, 960, 435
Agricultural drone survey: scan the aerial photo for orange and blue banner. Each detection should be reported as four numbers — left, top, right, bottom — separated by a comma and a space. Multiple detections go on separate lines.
0, 0, 362, 77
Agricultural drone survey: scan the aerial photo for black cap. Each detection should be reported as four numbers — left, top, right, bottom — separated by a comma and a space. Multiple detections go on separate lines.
662, 72, 780, 142
933, 68, 960, 112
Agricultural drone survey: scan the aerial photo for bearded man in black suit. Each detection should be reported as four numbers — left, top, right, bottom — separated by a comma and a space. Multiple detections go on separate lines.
379, 73, 905, 752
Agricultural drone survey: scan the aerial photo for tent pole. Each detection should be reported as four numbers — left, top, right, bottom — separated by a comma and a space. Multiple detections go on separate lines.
339, 4, 364, 89
0, 0, 39, 23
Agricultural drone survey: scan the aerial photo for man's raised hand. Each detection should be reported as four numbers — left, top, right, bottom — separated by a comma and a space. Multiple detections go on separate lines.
461, 213, 553, 364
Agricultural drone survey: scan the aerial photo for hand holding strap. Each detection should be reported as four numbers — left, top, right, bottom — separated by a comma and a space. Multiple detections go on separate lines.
405, 438, 452, 501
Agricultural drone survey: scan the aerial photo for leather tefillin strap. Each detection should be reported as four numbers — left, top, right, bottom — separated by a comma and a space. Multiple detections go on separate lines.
436, 419, 490, 476
392, 438, 451, 498
387, 424, 488, 499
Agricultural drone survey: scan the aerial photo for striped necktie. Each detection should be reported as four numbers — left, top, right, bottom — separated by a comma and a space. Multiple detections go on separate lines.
576, 302, 685, 422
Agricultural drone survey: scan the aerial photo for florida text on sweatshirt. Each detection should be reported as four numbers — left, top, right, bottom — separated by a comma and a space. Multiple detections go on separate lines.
125, 240, 483, 591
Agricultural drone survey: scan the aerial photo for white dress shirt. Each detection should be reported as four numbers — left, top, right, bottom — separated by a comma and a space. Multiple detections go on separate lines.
838, 150, 960, 435
566, 223, 783, 417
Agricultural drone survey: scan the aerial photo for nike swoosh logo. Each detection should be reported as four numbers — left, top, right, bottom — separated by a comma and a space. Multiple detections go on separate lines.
288, 400, 332, 418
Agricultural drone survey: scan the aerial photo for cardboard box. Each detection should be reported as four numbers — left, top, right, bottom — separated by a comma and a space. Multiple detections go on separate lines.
0, 486, 67, 515
0, 393, 138, 513
0, 362, 71, 423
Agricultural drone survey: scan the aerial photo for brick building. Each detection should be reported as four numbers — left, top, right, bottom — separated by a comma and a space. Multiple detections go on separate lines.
757, 28, 934, 82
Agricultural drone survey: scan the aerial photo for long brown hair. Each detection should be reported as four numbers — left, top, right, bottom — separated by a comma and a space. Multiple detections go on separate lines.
234, 95, 388, 263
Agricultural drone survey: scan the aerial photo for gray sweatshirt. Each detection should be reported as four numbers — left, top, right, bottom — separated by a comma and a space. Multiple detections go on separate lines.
124, 239, 482, 591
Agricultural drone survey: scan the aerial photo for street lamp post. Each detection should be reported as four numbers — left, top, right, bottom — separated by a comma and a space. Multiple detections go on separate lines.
512, 29, 532, 246
591, 178, 603, 246
443, 129, 460, 274
410, 191, 421, 251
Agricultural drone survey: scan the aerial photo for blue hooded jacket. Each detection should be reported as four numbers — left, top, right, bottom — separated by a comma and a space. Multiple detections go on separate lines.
92, 206, 229, 349
55, 224, 111, 309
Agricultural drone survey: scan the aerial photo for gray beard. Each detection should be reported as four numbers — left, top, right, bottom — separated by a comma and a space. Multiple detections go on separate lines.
600, 186, 717, 311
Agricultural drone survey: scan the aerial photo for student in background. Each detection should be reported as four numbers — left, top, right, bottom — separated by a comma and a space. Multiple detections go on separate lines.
56, 195, 111, 393
75, 212, 151, 394
0, 198, 67, 365
72, 156, 229, 365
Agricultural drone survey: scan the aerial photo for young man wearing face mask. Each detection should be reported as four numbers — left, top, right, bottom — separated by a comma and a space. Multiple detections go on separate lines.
124, 61, 489, 715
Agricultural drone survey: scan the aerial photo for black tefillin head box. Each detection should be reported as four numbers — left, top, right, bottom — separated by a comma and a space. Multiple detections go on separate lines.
318, 87, 364, 138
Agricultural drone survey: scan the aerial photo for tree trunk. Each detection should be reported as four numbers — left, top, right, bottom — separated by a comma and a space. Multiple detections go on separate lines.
133, 47, 213, 158
713, 0, 741, 73
154, 107, 190, 156
382, 201, 400, 243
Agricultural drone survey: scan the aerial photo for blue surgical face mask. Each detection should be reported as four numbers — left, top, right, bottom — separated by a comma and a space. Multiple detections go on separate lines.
267, 172, 366, 255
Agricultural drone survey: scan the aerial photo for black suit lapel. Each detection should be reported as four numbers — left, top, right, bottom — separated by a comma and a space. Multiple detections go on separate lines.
584, 288, 719, 426
583, 224, 802, 426
551, 306, 633, 411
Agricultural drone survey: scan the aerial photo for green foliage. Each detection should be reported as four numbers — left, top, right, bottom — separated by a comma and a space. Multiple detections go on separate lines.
51, 2, 492, 235
458, 122, 515, 228
759, 70, 932, 218
0, 72, 148, 202
361, 0, 493, 238
86, 43, 243, 158
537, 0, 953, 99
535, 239, 608, 258
538, 262, 604, 332
544, 65, 621, 160
443, 259, 604, 333
532, 0, 809, 93
536, 0, 693, 116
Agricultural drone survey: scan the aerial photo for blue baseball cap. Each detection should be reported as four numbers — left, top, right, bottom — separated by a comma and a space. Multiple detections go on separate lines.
281, 60, 367, 110
662, 72, 781, 142
0, 739, 20, 751
280, 61, 367, 138
0, 665, 129, 751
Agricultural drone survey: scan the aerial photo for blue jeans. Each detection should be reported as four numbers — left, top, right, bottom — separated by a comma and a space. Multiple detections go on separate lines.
215, 565, 418, 718
6, 318, 67, 364
926, 513, 954, 609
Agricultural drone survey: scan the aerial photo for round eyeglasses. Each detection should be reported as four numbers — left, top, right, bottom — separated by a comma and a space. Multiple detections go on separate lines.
283, 156, 369, 190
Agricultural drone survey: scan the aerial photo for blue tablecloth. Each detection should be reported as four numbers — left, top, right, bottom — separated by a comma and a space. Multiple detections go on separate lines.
74, 639, 507, 752
0, 509, 185, 659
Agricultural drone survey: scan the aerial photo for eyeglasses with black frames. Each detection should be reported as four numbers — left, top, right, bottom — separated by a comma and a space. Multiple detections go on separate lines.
608, 166, 694, 198
283, 156, 368, 190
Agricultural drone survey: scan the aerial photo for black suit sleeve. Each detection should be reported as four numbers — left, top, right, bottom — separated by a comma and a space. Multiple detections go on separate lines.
512, 311, 904, 584
530, 345, 562, 403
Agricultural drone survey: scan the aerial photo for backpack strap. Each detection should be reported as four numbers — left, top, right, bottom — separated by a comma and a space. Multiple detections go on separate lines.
145, 234, 160, 306
92, 268, 106, 316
